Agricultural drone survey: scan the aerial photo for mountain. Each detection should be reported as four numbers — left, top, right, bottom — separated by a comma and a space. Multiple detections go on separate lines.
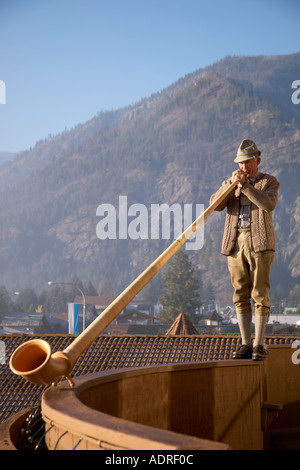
206, 53, 300, 123
0, 151, 17, 166
0, 52, 299, 307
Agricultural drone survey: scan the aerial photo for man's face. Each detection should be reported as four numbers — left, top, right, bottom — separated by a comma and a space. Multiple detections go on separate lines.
238, 157, 260, 178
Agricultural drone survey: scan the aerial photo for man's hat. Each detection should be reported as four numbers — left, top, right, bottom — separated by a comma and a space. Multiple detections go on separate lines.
234, 139, 261, 163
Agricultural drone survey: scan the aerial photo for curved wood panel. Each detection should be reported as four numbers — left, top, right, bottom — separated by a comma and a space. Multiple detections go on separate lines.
42, 360, 264, 450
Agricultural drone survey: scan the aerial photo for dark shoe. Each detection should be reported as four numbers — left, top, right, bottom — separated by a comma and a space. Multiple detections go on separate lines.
232, 344, 253, 359
252, 345, 268, 361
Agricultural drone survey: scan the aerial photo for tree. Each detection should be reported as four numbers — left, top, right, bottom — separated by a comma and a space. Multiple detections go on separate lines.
14, 287, 38, 312
159, 251, 201, 324
43, 284, 67, 315
202, 279, 216, 311
288, 284, 300, 312
141, 272, 164, 304
43, 276, 86, 315
85, 281, 98, 296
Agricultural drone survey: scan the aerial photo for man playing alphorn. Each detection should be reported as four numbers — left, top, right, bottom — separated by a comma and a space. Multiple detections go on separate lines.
210, 139, 279, 360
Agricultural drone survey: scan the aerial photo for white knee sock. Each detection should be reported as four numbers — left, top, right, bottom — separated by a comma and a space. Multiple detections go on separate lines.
237, 312, 252, 347
254, 315, 268, 347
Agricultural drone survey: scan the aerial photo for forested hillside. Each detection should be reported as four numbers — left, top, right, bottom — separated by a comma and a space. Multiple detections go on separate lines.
0, 52, 299, 307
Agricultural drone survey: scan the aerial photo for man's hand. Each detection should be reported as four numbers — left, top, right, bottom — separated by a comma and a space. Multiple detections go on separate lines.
231, 169, 246, 186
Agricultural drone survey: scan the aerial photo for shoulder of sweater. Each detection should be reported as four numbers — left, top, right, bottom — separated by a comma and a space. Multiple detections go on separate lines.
256, 172, 278, 182
255, 172, 279, 186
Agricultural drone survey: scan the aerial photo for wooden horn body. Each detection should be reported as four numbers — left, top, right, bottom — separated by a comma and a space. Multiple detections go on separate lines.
10, 179, 238, 386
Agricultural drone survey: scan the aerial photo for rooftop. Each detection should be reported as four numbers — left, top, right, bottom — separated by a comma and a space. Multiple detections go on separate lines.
0, 332, 298, 425
166, 313, 199, 335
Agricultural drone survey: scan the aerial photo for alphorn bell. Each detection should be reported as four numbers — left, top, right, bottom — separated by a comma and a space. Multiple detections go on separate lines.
10, 178, 239, 387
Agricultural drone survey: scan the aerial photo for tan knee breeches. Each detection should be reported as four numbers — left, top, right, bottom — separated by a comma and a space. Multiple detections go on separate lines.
227, 230, 274, 317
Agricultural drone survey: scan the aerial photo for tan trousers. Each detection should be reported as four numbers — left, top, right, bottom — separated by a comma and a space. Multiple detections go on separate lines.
227, 230, 274, 317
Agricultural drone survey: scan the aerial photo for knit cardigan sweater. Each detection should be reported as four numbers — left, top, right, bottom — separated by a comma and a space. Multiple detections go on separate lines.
210, 172, 280, 256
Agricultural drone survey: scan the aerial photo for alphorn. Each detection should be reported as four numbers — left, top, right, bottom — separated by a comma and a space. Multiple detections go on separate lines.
10, 178, 239, 387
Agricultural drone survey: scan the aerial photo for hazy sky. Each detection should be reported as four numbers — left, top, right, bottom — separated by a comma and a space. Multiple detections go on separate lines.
0, 0, 299, 152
